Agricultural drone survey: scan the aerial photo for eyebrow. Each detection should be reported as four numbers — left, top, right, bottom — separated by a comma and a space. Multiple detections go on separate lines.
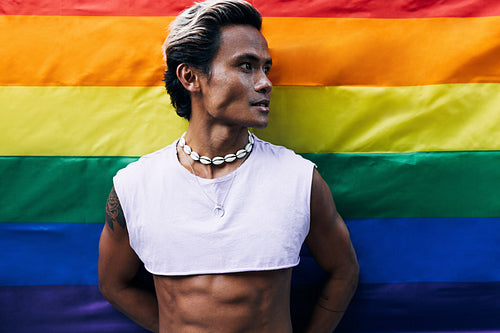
235, 53, 272, 66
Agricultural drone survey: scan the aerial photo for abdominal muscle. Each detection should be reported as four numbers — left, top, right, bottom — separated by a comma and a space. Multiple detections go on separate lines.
153, 268, 293, 333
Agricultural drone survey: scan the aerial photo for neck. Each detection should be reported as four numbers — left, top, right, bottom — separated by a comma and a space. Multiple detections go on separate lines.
184, 122, 250, 158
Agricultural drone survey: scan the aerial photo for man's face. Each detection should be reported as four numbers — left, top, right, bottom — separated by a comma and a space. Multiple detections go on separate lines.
197, 25, 273, 129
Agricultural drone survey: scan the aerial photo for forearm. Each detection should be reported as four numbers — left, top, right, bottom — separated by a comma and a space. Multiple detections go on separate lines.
101, 283, 159, 332
306, 273, 358, 333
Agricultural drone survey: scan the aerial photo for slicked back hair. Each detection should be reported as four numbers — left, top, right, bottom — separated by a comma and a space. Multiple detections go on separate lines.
163, 0, 262, 120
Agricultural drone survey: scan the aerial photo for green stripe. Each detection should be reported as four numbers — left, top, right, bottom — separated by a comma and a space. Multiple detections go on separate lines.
1, 152, 499, 222
307, 151, 500, 219
0, 156, 137, 223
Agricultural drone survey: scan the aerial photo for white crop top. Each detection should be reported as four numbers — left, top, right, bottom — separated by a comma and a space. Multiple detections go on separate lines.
113, 135, 315, 276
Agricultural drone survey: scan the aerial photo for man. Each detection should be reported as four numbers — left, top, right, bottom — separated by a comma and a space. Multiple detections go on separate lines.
98, 0, 359, 332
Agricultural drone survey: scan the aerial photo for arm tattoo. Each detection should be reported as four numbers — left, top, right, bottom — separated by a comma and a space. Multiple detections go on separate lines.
105, 187, 126, 231
317, 294, 346, 313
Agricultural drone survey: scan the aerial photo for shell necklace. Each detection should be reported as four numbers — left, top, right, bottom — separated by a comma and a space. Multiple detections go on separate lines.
178, 133, 252, 217
179, 130, 254, 165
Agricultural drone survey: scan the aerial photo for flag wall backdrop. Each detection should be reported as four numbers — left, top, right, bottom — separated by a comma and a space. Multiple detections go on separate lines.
1, 0, 500, 332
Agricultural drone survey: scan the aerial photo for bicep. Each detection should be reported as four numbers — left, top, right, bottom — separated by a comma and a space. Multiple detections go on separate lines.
99, 187, 142, 290
306, 169, 358, 275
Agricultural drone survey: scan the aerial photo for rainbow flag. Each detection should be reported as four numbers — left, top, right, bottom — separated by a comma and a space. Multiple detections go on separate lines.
1, 0, 499, 331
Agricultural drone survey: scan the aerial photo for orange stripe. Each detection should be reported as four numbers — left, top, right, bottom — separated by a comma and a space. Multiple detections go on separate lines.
1, 15, 168, 87
264, 17, 500, 86
1, 15, 499, 87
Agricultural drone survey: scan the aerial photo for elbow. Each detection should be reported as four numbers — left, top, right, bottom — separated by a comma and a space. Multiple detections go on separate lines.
98, 279, 112, 302
349, 261, 360, 293
345, 250, 360, 291
98, 276, 120, 303
333, 259, 359, 295
347, 254, 360, 289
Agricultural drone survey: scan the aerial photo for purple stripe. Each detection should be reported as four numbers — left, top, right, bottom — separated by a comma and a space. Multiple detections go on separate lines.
1, 282, 499, 332
293, 281, 500, 332
0, 285, 149, 333
344, 282, 500, 332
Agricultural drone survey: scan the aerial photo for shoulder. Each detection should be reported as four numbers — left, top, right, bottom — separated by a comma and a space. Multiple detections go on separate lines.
115, 141, 177, 184
251, 136, 316, 202
253, 135, 315, 169
113, 141, 177, 205
121, 142, 176, 172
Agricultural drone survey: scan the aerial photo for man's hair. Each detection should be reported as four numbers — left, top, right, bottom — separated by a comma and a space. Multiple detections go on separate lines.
163, 0, 262, 120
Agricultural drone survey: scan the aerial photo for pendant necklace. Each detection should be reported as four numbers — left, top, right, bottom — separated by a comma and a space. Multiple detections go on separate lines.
179, 133, 252, 218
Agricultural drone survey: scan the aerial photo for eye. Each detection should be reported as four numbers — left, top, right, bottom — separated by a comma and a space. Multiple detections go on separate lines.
240, 62, 252, 71
263, 65, 271, 75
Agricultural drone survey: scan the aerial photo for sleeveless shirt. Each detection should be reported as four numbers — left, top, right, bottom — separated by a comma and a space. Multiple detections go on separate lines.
113, 135, 315, 276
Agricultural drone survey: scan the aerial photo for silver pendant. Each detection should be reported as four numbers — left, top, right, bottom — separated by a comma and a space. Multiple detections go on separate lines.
214, 205, 225, 218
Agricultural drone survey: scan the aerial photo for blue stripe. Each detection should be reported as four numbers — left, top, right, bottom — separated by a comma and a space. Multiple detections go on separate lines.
346, 217, 500, 283
0, 222, 102, 286
1, 218, 499, 286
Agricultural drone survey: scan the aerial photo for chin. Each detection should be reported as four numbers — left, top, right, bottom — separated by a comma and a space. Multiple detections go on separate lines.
251, 122, 269, 130
248, 117, 269, 129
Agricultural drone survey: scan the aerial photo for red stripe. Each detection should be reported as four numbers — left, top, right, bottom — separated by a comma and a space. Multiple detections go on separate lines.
2, 0, 500, 18
256, 0, 500, 18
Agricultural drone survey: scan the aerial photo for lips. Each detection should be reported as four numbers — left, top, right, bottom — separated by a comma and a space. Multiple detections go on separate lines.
251, 100, 270, 107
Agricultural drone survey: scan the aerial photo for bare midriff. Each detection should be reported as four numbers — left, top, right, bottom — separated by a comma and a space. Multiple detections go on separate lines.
153, 268, 293, 333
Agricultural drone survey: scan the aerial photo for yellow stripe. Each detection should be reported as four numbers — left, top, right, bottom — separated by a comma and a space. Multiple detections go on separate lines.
0, 86, 186, 156
1, 15, 500, 86
257, 84, 500, 153
2, 84, 500, 155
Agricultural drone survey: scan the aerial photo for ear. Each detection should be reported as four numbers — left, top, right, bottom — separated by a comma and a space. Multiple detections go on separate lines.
176, 63, 200, 93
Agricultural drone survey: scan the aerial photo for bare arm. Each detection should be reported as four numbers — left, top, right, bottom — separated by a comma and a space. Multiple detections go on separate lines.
98, 187, 159, 332
305, 169, 359, 333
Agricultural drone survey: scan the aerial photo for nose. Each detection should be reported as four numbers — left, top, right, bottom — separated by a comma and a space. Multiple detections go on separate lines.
254, 70, 272, 95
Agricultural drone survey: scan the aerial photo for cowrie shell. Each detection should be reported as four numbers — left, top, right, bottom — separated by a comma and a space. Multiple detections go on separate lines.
190, 151, 200, 161
199, 156, 211, 165
224, 154, 237, 163
236, 149, 247, 159
212, 156, 225, 165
